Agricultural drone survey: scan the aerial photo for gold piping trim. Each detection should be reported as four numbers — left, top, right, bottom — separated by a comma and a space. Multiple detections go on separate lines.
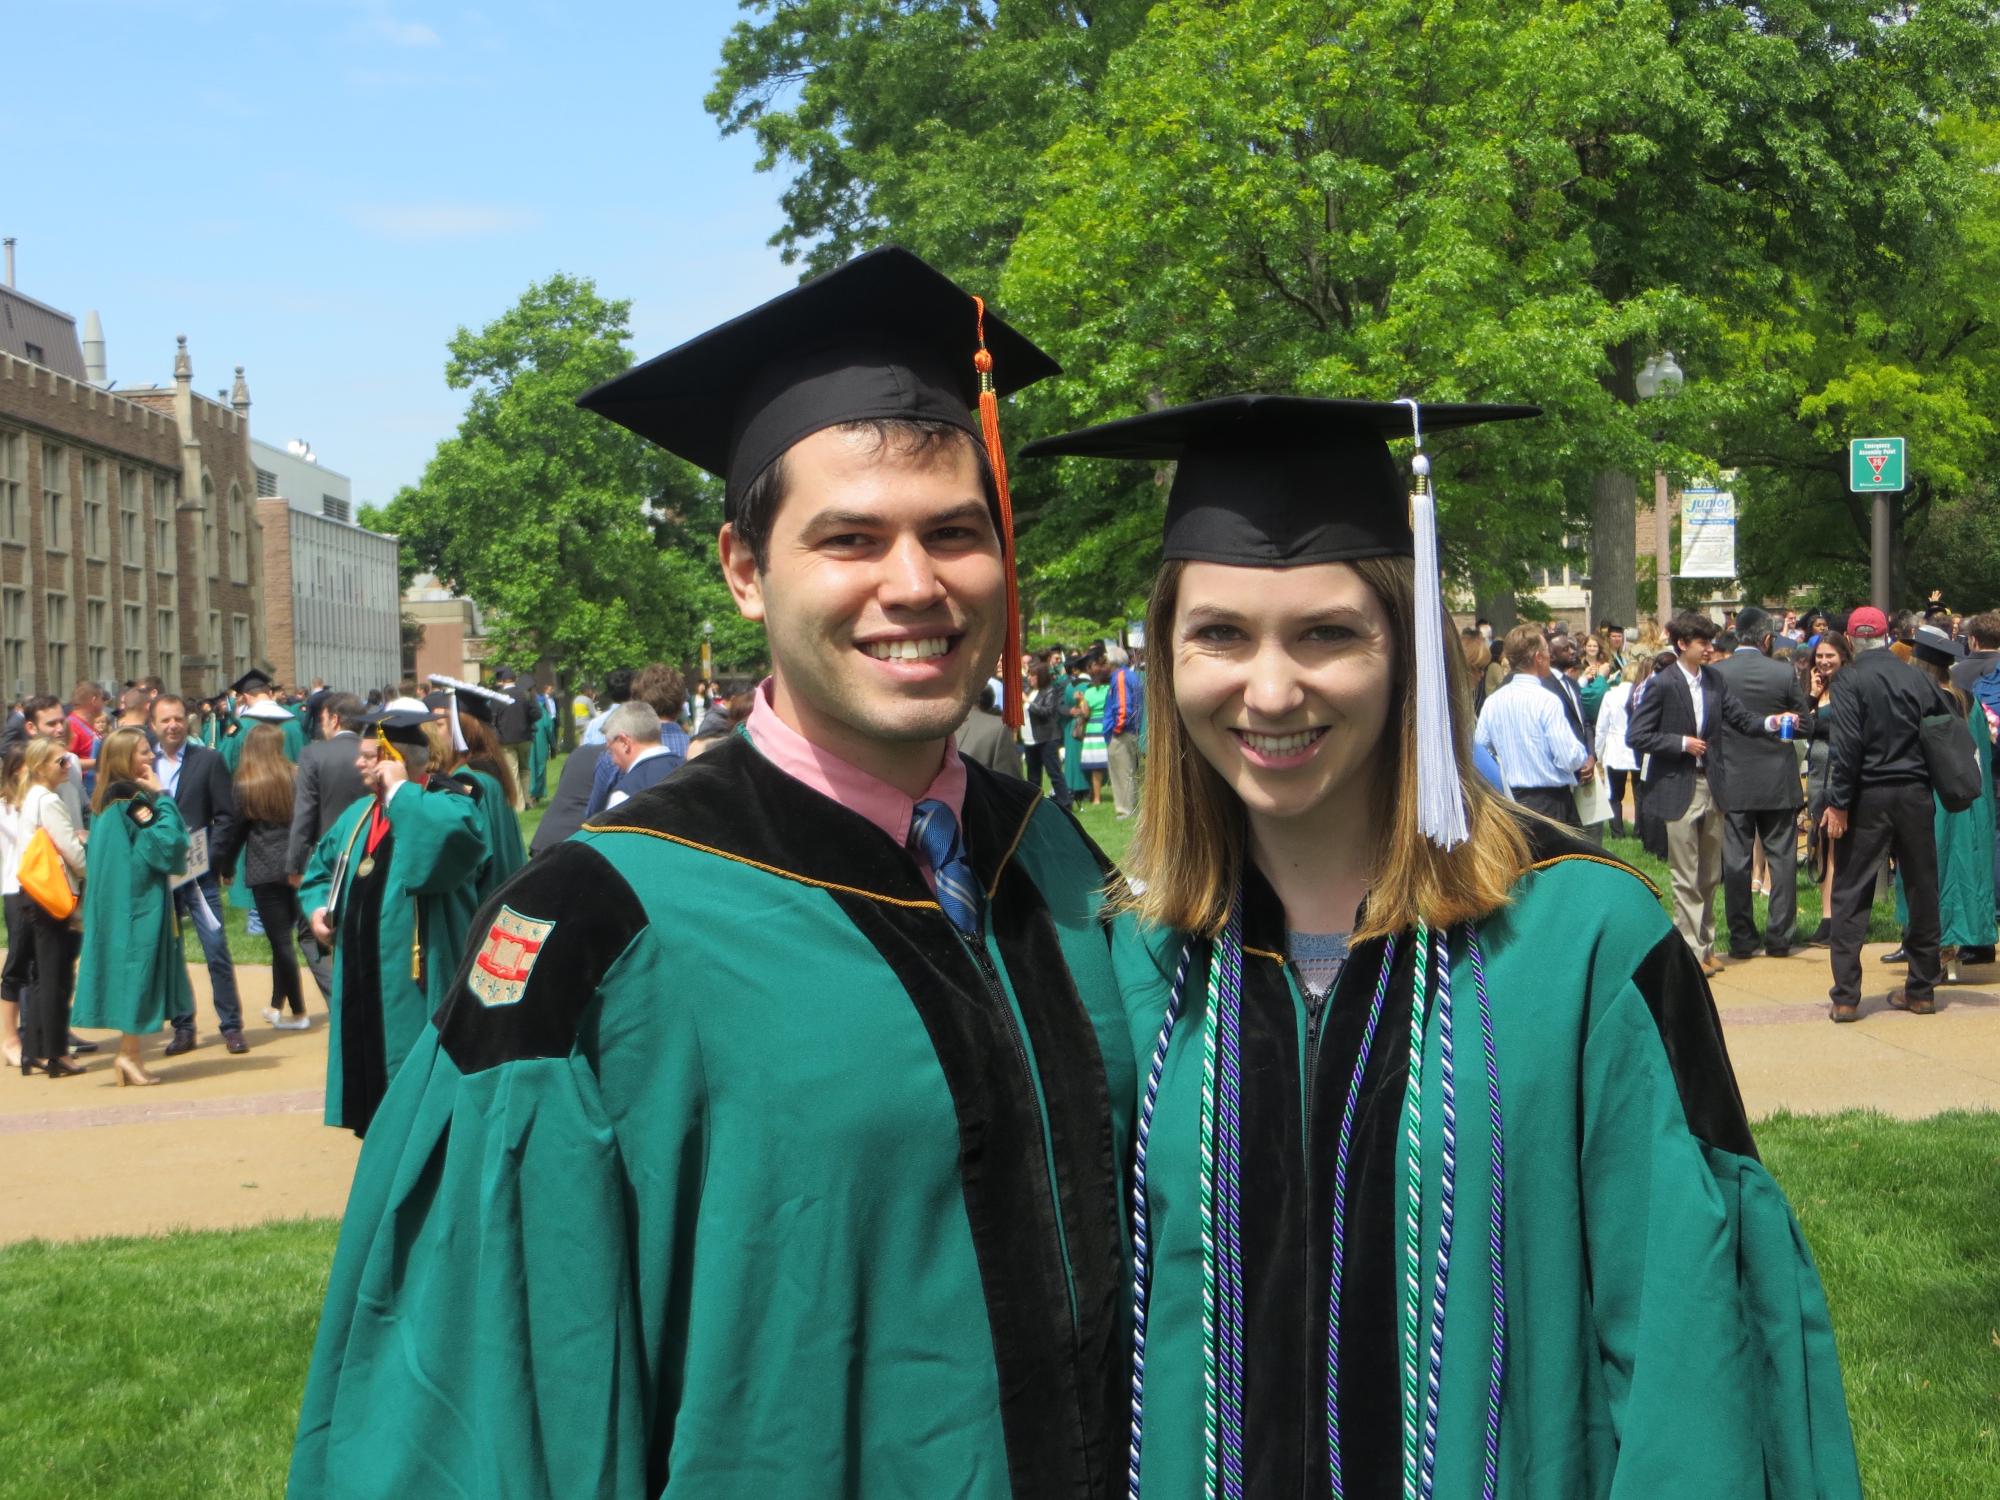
1530, 851, 1662, 899
984, 795, 1039, 901
584, 824, 944, 912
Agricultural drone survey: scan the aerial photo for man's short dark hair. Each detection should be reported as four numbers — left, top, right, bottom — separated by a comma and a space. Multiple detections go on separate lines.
604, 668, 635, 705
1713, 630, 1740, 654
23, 693, 61, 724
324, 692, 365, 731
1459, 625, 1482, 642
118, 686, 149, 716
1668, 610, 1718, 647
1733, 605, 1773, 643
729, 419, 998, 573
1964, 611, 2000, 651
149, 693, 186, 721
630, 663, 685, 719
1596, 619, 1625, 636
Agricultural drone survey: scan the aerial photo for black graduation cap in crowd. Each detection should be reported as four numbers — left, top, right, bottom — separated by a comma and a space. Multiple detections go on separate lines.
361, 701, 435, 750
230, 669, 274, 696
1024, 394, 1541, 850
1020, 394, 1539, 565
576, 246, 1059, 504
575, 245, 1060, 728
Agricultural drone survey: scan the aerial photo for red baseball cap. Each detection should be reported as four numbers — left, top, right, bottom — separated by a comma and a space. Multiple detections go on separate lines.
1845, 606, 1889, 638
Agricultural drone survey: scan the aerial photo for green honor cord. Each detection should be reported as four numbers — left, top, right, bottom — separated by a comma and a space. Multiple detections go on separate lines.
1400, 918, 1432, 1500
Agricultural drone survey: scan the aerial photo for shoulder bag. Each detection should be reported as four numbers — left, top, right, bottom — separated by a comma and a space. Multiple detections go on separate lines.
20, 825, 78, 920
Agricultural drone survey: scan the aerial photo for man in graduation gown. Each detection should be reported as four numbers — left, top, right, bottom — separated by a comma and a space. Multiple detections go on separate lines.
300, 701, 490, 1138
220, 669, 306, 770
288, 249, 1135, 1500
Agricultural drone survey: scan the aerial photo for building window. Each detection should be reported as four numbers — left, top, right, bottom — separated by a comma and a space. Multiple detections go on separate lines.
0, 429, 22, 542
123, 603, 143, 682
119, 468, 143, 560
207, 610, 221, 664
154, 474, 176, 571
42, 442, 67, 551
23, 342, 44, 365
46, 593, 70, 691
1, 587, 26, 696
157, 608, 177, 688
255, 467, 278, 498
231, 613, 251, 680
86, 598, 108, 682
322, 494, 351, 524
200, 476, 217, 575
82, 458, 108, 558
228, 483, 249, 582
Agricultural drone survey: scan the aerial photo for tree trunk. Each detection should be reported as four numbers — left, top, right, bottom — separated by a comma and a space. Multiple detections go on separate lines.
1590, 467, 1638, 637
1474, 588, 1519, 635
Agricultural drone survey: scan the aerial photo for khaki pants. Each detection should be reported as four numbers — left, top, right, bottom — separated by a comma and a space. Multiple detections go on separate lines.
504, 741, 530, 810
1666, 773, 1724, 962
1107, 732, 1141, 817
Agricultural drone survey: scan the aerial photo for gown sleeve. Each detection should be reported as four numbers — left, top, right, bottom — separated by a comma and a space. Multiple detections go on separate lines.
1579, 933, 1861, 1499
298, 805, 353, 919
384, 778, 487, 895
126, 794, 190, 874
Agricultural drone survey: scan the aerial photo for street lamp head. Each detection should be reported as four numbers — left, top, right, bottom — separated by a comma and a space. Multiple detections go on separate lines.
1635, 351, 1685, 401
701, 619, 713, 638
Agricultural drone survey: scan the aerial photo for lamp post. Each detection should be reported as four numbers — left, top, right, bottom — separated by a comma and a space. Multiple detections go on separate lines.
1635, 351, 1685, 631
700, 618, 713, 686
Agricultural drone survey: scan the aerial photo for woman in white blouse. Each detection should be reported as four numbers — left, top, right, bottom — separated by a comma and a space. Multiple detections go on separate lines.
0, 743, 28, 1067
1594, 658, 1646, 840
15, 738, 87, 1077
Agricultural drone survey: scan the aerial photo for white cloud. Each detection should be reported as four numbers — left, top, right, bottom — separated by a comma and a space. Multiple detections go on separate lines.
347, 202, 541, 241
370, 16, 440, 47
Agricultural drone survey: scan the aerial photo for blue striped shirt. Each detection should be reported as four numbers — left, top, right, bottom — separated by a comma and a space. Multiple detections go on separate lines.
1474, 674, 1591, 793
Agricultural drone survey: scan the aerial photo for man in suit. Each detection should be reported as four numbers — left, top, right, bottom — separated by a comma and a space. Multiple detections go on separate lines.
1544, 632, 1591, 749
591, 702, 686, 813
530, 742, 605, 855
149, 693, 249, 1054
1627, 611, 1799, 977
1712, 607, 1812, 958
287, 692, 370, 998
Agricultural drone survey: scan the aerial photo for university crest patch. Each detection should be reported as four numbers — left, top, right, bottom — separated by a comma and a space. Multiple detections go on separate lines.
468, 905, 556, 1008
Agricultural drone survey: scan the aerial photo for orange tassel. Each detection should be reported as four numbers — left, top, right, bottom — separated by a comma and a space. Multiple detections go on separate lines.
972, 296, 1024, 730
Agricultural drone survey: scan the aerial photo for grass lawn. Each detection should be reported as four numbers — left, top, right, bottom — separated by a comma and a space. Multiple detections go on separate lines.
0, 1112, 1991, 1498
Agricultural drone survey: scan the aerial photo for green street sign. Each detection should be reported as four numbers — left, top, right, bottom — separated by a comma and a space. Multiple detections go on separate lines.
1849, 436, 1907, 493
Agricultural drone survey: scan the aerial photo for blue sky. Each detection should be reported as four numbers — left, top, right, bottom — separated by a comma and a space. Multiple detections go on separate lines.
3, 0, 798, 504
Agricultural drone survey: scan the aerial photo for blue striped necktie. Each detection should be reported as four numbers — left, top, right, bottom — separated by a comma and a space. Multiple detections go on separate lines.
911, 798, 982, 937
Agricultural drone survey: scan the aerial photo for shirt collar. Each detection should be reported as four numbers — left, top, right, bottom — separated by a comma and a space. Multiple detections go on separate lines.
744, 677, 966, 848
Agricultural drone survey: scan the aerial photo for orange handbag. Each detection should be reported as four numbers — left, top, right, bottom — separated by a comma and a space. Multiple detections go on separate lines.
20, 826, 78, 920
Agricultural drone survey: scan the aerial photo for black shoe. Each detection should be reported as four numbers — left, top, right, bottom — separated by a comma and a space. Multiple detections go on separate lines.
67, 1033, 99, 1055
163, 1029, 196, 1057
1728, 945, 1760, 960
222, 1028, 249, 1055
1765, 946, 1792, 959
44, 1056, 85, 1079
1881, 947, 1909, 964
1808, 921, 1833, 948
1959, 946, 1996, 965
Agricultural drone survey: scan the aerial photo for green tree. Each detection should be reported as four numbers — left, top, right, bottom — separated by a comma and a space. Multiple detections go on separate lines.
372, 274, 734, 690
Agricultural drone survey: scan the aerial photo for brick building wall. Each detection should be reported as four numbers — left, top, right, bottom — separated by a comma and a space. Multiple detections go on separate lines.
0, 337, 265, 701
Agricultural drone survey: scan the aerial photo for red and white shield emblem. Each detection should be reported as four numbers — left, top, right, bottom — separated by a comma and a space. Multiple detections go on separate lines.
467, 905, 556, 1008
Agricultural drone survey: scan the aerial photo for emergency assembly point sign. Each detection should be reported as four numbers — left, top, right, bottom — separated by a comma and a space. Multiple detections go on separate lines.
1849, 437, 1907, 492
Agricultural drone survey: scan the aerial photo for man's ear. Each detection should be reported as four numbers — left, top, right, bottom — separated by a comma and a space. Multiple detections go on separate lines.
719, 523, 765, 623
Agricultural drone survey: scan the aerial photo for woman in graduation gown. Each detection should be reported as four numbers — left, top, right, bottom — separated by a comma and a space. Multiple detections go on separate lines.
432, 694, 528, 899
1894, 626, 1997, 975
71, 729, 194, 1087
1024, 395, 1860, 1500
300, 701, 489, 1136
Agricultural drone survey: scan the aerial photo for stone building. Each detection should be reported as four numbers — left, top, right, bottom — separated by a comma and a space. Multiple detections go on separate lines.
1, 281, 262, 701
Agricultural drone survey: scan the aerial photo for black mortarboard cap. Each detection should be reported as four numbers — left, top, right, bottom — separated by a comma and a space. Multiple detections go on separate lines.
1020, 395, 1539, 565
230, 668, 275, 696
575, 246, 1059, 505
363, 702, 435, 749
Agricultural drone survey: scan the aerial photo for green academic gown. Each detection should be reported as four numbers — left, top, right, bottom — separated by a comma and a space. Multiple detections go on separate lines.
288, 734, 1135, 1500
221, 714, 304, 771
1115, 818, 1860, 1500
1896, 702, 1998, 948
299, 779, 489, 1136
528, 708, 554, 802
454, 765, 526, 903
71, 790, 194, 1034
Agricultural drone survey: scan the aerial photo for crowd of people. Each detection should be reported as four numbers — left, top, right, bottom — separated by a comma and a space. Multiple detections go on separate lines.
1467, 601, 1998, 1020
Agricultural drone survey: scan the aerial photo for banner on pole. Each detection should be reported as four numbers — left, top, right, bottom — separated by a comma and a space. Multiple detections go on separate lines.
1679, 485, 1737, 579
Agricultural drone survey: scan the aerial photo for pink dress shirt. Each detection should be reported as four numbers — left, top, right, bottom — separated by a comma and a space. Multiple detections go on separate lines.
743, 679, 967, 893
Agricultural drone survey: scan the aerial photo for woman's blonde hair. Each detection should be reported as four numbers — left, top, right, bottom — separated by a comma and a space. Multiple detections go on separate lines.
1123, 556, 1532, 942
235, 723, 297, 823
11, 739, 65, 805
91, 727, 153, 812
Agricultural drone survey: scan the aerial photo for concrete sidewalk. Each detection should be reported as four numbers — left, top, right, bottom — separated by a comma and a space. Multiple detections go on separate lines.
4, 942, 1995, 1245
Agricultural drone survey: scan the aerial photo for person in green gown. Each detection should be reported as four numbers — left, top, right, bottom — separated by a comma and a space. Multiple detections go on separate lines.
299, 701, 490, 1138
1023, 395, 1860, 1500
1062, 651, 1091, 799
527, 684, 555, 804
289, 250, 1135, 1500
70, 729, 193, 1087
1894, 627, 1997, 977
428, 687, 527, 903
220, 671, 305, 772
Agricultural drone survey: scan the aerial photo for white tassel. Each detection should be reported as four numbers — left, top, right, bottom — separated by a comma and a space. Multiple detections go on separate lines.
446, 690, 468, 754
1409, 452, 1469, 849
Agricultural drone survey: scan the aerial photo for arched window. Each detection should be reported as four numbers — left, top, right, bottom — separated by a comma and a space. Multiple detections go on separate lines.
200, 473, 218, 576
228, 482, 248, 582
